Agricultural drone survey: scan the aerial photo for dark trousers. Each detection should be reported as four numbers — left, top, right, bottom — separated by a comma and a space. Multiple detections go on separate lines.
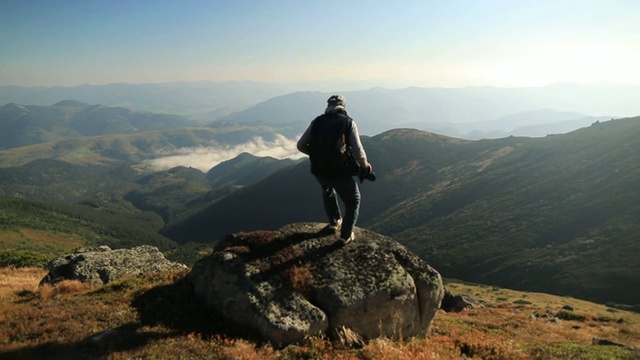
316, 175, 360, 239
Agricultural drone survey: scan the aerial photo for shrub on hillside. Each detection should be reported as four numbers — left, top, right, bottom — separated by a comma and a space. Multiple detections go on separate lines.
0, 249, 50, 268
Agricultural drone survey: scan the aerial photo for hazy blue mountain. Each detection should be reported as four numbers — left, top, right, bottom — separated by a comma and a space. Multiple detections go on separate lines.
0, 82, 296, 122
477, 109, 589, 129
69, 103, 197, 136
0, 101, 197, 149
482, 116, 609, 138
4, 82, 638, 138
166, 116, 640, 306
418, 110, 612, 139
212, 84, 640, 136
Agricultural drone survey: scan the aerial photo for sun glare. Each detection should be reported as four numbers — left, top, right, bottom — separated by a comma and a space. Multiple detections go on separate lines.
486, 43, 640, 86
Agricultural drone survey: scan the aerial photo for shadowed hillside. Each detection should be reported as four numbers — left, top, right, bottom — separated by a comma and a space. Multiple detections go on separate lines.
382, 118, 640, 306
166, 117, 640, 306
206, 152, 300, 188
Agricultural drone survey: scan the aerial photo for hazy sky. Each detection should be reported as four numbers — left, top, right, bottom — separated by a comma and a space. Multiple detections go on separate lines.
1, 0, 639, 88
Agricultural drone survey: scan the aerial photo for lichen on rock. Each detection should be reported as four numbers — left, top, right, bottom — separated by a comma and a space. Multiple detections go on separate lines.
40, 245, 187, 285
188, 222, 444, 346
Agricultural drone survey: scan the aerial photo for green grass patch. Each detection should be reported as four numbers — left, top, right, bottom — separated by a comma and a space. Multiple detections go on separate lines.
0, 249, 50, 268
529, 342, 637, 360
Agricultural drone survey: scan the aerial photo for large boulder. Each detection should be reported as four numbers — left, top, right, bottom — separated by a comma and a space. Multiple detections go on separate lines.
40, 245, 187, 285
188, 222, 444, 346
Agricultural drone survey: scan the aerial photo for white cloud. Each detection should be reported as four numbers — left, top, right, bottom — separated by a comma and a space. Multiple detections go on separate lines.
144, 134, 305, 172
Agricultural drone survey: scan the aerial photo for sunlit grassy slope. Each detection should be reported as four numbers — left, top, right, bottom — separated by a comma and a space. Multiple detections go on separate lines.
0, 268, 638, 359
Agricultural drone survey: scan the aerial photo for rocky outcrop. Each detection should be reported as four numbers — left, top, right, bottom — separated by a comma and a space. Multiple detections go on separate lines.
441, 288, 484, 312
40, 245, 187, 285
188, 222, 444, 346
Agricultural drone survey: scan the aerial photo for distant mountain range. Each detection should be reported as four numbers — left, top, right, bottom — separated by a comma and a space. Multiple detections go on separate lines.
211, 84, 635, 137
0, 100, 197, 149
0, 82, 295, 121
410, 109, 611, 139
2, 82, 639, 138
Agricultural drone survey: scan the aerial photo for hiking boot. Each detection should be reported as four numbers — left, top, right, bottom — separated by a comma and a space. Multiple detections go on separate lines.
339, 232, 355, 245
329, 218, 342, 232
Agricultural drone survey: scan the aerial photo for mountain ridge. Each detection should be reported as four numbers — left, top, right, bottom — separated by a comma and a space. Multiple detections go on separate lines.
211, 84, 639, 136
4, 82, 639, 138
0, 82, 296, 121
0, 101, 198, 149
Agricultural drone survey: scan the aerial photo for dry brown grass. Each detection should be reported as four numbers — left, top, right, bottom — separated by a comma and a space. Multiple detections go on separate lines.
0, 267, 47, 300
0, 267, 638, 359
39, 280, 92, 299
284, 263, 314, 299
360, 338, 442, 360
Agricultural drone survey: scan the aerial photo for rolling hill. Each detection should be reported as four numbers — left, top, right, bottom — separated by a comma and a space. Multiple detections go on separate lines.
0, 124, 289, 169
0, 101, 198, 149
0, 195, 177, 265
0, 159, 138, 203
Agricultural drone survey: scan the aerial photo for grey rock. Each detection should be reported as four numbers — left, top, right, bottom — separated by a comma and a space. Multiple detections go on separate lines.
40, 245, 187, 285
188, 222, 444, 346
441, 288, 484, 312
531, 310, 555, 319
592, 337, 635, 350
92, 329, 117, 342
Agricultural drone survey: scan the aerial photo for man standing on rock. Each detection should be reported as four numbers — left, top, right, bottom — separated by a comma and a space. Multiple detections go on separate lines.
297, 94, 373, 244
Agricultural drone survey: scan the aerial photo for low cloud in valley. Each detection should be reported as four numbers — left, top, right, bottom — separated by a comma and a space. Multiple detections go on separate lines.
145, 134, 304, 172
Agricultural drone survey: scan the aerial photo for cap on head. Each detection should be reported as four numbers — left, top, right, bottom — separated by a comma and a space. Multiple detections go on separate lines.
327, 94, 346, 107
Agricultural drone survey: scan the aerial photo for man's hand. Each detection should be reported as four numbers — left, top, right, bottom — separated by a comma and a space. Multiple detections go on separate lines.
359, 163, 376, 183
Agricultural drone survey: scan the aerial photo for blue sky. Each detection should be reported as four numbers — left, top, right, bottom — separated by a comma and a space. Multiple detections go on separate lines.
1, 0, 639, 88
